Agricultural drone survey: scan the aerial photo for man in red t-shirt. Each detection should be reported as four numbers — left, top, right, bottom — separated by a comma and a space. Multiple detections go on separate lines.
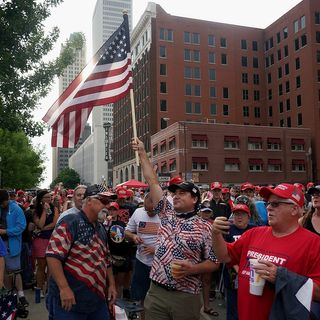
212, 183, 320, 320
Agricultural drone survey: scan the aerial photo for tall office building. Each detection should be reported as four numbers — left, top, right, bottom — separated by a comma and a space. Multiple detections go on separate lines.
113, 0, 320, 185
69, 0, 132, 185
52, 32, 89, 180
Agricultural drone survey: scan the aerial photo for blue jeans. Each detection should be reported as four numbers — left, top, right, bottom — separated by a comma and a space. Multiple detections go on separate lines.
46, 295, 110, 320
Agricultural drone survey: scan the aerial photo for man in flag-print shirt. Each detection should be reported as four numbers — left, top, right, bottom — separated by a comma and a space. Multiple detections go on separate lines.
46, 185, 117, 320
132, 138, 218, 320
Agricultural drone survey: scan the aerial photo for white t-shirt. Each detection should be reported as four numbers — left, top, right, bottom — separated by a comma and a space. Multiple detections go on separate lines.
126, 207, 160, 266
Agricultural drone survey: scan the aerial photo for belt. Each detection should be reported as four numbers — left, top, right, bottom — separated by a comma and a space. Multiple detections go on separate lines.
152, 280, 177, 292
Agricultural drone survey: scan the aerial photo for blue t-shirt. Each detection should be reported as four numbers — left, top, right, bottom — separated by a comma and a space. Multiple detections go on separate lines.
0, 237, 6, 257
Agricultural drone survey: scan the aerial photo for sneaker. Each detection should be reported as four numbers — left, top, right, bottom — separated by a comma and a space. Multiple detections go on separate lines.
40, 290, 45, 299
19, 296, 29, 307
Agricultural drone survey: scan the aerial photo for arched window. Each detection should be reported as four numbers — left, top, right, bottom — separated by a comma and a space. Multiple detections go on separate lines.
131, 165, 135, 179
120, 169, 123, 183
125, 167, 129, 181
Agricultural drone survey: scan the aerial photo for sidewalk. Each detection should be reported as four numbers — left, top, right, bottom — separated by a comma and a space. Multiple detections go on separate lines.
24, 288, 227, 319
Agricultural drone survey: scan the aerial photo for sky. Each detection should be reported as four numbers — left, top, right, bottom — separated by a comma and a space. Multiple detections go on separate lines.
34, 0, 302, 188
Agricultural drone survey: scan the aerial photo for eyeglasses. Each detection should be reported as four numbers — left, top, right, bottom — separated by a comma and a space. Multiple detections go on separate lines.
266, 201, 295, 208
312, 194, 320, 198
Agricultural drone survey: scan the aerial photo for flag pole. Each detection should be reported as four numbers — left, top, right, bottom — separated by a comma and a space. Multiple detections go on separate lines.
130, 88, 140, 166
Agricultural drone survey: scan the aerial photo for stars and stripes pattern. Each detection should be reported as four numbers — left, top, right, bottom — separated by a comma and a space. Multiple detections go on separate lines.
138, 221, 160, 235
42, 14, 132, 148
46, 217, 110, 299
0, 292, 17, 320
150, 196, 217, 295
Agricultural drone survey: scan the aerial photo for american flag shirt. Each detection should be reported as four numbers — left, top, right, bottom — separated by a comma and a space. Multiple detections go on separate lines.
46, 211, 111, 313
150, 196, 217, 294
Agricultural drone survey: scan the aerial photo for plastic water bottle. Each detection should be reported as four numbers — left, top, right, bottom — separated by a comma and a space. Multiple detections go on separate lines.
35, 287, 41, 303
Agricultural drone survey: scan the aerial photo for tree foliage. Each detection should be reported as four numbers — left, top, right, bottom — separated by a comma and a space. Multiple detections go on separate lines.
0, 129, 45, 189
50, 168, 80, 190
0, 0, 85, 137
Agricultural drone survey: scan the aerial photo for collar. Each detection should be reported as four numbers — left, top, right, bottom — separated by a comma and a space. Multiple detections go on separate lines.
176, 210, 197, 219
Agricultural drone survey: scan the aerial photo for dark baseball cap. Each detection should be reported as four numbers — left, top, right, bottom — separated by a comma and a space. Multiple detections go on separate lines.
84, 185, 117, 200
307, 185, 320, 196
168, 181, 200, 199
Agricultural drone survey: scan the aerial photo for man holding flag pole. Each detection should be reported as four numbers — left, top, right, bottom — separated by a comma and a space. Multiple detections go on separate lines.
44, 13, 138, 320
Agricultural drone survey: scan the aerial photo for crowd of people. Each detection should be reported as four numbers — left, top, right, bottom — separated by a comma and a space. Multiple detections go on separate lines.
0, 140, 319, 319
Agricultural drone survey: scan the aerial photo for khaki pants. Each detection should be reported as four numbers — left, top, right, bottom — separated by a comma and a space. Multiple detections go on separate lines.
144, 282, 201, 320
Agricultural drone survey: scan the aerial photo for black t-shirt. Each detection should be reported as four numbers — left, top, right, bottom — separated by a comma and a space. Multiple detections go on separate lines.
22, 208, 33, 243
107, 220, 131, 257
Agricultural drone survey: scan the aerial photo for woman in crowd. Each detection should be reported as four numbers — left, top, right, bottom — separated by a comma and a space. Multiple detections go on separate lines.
32, 190, 59, 297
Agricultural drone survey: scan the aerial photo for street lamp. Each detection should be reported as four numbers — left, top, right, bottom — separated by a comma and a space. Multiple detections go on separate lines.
0, 155, 2, 188
103, 122, 112, 161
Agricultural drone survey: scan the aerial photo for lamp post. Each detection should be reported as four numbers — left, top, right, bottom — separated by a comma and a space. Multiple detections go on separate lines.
0, 155, 2, 188
103, 122, 111, 161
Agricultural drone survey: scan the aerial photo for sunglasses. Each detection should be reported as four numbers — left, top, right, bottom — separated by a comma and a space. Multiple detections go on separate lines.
91, 196, 110, 205
266, 201, 295, 208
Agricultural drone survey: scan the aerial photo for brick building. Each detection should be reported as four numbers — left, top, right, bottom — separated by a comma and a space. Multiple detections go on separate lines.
113, 0, 320, 186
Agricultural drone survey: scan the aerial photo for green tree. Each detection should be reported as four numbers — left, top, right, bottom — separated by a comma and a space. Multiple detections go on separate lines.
50, 168, 80, 190
0, 0, 85, 137
0, 129, 45, 189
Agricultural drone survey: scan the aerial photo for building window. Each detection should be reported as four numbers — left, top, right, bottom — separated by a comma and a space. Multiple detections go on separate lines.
249, 159, 263, 172
210, 103, 217, 115
318, 70, 320, 82
285, 81, 290, 93
160, 82, 167, 93
253, 74, 260, 85
185, 84, 192, 96
194, 102, 201, 114
241, 56, 248, 67
210, 87, 216, 98
242, 73, 248, 83
268, 89, 272, 100
192, 157, 208, 171
297, 113, 303, 126
316, 12, 320, 24
223, 87, 229, 99
253, 57, 259, 68
193, 33, 200, 44
159, 46, 166, 58
152, 145, 158, 156
160, 141, 166, 153
224, 158, 240, 171
297, 95, 302, 107
286, 98, 291, 111
292, 160, 305, 172
160, 64, 167, 76
291, 139, 305, 151
224, 136, 239, 149
252, 40, 258, 51
279, 101, 284, 113
192, 135, 208, 149
294, 20, 299, 33
220, 37, 227, 48
221, 53, 227, 65
194, 67, 201, 79
276, 32, 281, 43
301, 15, 306, 29
223, 104, 229, 116
184, 32, 190, 43
241, 39, 247, 50
317, 50, 320, 63
209, 69, 216, 81
169, 158, 176, 171
268, 106, 273, 117
280, 119, 284, 127
243, 106, 249, 117
185, 101, 192, 113
287, 117, 291, 127
296, 76, 301, 88
296, 57, 300, 70
208, 34, 215, 46
208, 52, 215, 63
254, 107, 260, 118
317, 32, 320, 43
254, 90, 260, 101
242, 89, 249, 100
267, 138, 281, 151
193, 50, 200, 62
285, 63, 289, 75
248, 137, 262, 150
277, 49, 282, 61
278, 67, 282, 79
301, 34, 307, 47
267, 73, 272, 83
283, 27, 288, 39
194, 85, 201, 97
268, 160, 282, 172
160, 100, 167, 111
284, 45, 289, 57
184, 66, 192, 78
184, 49, 191, 61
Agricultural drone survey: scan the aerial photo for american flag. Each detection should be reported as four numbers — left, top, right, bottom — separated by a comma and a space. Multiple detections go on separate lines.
0, 292, 17, 320
42, 14, 132, 148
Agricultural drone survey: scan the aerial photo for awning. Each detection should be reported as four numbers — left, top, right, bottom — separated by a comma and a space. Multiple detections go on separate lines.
160, 161, 167, 167
192, 157, 208, 163
160, 140, 166, 146
224, 136, 239, 142
225, 158, 240, 164
152, 144, 158, 150
169, 136, 176, 142
267, 138, 281, 144
169, 158, 176, 165
292, 159, 305, 165
248, 158, 263, 165
248, 137, 262, 143
268, 159, 282, 165
192, 134, 208, 141
291, 138, 305, 145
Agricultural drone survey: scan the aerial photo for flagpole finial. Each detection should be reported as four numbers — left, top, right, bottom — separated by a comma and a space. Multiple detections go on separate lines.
123, 10, 128, 16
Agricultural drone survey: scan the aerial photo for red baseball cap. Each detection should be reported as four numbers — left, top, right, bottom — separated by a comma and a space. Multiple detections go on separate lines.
169, 176, 184, 186
116, 187, 128, 199
240, 182, 255, 191
293, 183, 305, 193
232, 204, 251, 216
126, 189, 134, 198
221, 187, 230, 194
109, 202, 120, 210
259, 183, 304, 207
211, 182, 222, 190
307, 182, 315, 190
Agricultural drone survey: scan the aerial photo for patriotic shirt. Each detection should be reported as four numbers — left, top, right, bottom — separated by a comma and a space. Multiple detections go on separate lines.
46, 211, 111, 314
150, 196, 217, 294
126, 207, 160, 266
